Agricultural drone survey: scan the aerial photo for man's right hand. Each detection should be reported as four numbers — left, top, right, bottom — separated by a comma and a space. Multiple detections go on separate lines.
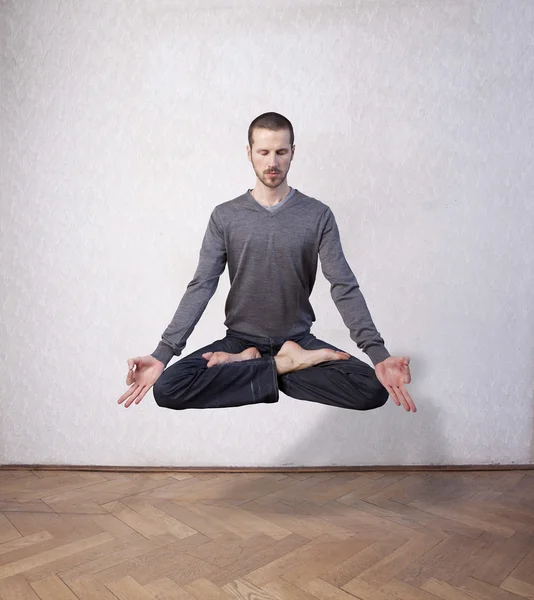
117, 355, 165, 408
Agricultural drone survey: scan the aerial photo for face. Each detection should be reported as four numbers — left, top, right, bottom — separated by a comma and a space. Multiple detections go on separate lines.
247, 128, 295, 189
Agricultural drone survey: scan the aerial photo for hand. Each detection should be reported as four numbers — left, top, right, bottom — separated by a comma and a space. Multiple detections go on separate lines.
375, 356, 416, 412
117, 355, 165, 408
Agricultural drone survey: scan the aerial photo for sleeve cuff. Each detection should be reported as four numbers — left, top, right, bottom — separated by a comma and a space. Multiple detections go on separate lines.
366, 345, 391, 366
151, 341, 175, 367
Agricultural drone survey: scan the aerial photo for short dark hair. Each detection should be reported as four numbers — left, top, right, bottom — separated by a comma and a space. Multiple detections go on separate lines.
248, 112, 294, 147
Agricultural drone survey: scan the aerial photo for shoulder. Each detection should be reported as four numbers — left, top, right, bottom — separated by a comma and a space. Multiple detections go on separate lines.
295, 188, 330, 214
292, 189, 334, 220
207, 192, 249, 228
216, 192, 249, 212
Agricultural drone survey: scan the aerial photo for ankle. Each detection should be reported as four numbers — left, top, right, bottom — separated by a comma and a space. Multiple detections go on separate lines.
274, 354, 295, 375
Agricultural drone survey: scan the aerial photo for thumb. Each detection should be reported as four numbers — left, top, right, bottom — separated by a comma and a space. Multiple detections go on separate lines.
403, 357, 411, 383
128, 357, 143, 372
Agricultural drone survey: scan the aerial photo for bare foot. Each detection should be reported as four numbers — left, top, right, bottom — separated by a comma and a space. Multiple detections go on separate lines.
274, 340, 350, 375
202, 347, 261, 368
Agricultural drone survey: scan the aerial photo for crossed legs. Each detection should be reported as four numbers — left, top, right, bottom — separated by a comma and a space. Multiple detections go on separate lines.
153, 332, 388, 411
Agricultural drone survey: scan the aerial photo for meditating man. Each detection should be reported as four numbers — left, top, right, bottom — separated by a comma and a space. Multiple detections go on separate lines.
117, 112, 415, 413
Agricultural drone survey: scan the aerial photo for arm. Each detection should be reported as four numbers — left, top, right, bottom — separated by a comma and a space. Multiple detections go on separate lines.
151, 208, 227, 367
318, 207, 390, 366
318, 207, 416, 412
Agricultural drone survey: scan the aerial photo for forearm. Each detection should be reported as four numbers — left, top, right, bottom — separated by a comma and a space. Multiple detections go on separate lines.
151, 277, 220, 366
330, 278, 390, 366
151, 208, 226, 367
319, 207, 389, 366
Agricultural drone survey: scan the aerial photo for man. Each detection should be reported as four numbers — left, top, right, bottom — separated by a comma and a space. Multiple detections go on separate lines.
117, 112, 415, 413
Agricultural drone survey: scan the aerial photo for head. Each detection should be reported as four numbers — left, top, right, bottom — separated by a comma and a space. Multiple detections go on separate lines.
247, 112, 295, 189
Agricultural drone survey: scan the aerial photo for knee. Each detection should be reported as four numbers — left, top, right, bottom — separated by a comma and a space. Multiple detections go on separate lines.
152, 375, 179, 409
365, 375, 389, 410
152, 377, 167, 407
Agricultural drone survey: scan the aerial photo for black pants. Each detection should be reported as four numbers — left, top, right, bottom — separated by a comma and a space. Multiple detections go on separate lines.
153, 329, 388, 411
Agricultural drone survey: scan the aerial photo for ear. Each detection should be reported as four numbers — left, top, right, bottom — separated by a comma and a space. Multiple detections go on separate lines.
290, 145, 295, 160
246, 145, 252, 162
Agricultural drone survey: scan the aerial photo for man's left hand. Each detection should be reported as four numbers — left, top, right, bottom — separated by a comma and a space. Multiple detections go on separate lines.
375, 356, 416, 412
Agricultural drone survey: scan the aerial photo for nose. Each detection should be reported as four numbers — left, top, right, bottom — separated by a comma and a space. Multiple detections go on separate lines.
268, 154, 279, 170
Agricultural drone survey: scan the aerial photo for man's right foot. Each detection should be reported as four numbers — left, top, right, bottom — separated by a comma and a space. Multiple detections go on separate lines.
202, 347, 261, 368
274, 340, 350, 375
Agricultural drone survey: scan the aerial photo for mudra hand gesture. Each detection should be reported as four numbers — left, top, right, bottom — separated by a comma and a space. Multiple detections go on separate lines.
117, 355, 164, 408
375, 356, 416, 412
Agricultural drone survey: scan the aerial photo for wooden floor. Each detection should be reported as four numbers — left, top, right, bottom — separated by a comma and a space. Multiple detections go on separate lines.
0, 469, 533, 599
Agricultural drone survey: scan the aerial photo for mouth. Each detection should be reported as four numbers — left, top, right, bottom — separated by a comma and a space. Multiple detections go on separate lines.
266, 172, 280, 176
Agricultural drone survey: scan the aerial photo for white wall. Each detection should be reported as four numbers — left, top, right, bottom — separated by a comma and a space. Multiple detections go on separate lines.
1, 0, 533, 467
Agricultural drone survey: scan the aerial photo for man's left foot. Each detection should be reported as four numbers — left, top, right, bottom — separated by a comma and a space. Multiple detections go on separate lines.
202, 347, 261, 368
274, 340, 350, 375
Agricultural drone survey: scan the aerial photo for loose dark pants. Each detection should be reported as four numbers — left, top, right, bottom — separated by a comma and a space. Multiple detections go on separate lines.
153, 330, 389, 411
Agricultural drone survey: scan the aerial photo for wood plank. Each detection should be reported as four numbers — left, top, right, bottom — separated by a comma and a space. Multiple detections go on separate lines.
106, 575, 158, 600
458, 575, 528, 599
398, 534, 490, 587
263, 578, 322, 600
302, 578, 365, 599
0, 533, 113, 580
144, 577, 195, 600
47, 532, 179, 582
508, 547, 534, 586
238, 500, 354, 540
30, 575, 78, 600
0, 532, 53, 557
345, 531, 443, 588
0, 574, 41, 600
207, 533, 309, 587
244, 535, 341, 586
281, 537, 374, 586
0, 514, 22, 544
223, 578, 279, 599
471, 532, 534, 586
500, 576, 534, 599
321, 534, 407, 588
182, 577, 235, 600
422, 577, 487, 600
66, 575, 123, 600
344, 578, 442, 600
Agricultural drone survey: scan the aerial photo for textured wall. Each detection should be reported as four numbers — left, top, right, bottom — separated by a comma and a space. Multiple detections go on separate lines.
1, 0, 533, 467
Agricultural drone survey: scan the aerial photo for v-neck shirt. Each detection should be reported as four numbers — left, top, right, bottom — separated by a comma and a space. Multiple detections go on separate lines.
247, 187, 296, 213
152, 188, 390, 367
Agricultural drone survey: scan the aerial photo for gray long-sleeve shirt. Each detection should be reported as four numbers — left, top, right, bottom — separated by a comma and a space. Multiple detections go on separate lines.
151, 189, 390, 367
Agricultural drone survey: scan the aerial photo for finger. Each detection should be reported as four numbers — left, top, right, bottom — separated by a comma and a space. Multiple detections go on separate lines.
403, 366, 412, 384
134, 388, 149, 404
124, 385, 146, 408
337, 351, 351, 359
126, 358, 138, 385
386, 386, 401, 407
127, 358, 139, 373
399, 383, 417, 412
118, 382, 139, 404
391, 385, 410, 411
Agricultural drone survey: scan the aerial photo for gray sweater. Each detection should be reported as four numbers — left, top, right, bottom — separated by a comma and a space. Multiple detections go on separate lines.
151, 189, 390, 367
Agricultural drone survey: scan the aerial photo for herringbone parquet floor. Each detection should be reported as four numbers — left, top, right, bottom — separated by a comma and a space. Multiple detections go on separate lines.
0, 469, 533, 599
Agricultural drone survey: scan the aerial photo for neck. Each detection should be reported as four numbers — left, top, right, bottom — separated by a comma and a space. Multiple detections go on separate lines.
251, 180, 291, 207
